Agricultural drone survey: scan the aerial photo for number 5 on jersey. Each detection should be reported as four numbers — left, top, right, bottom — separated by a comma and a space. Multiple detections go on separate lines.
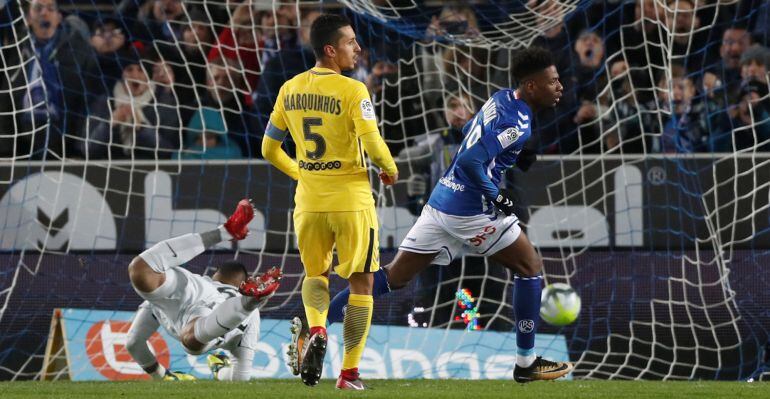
303, 117, 325, 159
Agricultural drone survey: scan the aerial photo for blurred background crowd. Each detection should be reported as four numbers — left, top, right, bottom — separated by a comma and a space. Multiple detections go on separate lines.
1, 0, 769, 162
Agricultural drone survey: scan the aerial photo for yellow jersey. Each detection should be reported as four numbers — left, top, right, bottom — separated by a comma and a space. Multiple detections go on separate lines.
269, 67, 386, 212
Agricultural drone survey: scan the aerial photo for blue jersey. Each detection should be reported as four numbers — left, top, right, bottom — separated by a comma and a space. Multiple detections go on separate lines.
427, 89, 532, 216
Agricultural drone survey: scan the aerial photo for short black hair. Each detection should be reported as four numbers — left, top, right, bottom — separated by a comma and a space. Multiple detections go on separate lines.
310, 13, 351, 59
511, 47, 555, 85
216, 260, 248, 281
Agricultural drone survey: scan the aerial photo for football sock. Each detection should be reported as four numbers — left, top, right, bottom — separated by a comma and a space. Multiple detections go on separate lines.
341, 294, 373, 370
194, 296, 252, 344
139, 227, 225, 273
514, 274, 543, 368
126, 306, 163, 377
328, 268, 390, 324
302, 275, 330, 329
145, 362, 167, 380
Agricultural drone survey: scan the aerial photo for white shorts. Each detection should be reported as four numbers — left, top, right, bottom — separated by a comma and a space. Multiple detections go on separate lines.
399, 205, 522, 265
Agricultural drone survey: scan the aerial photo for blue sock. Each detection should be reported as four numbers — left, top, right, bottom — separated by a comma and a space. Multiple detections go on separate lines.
328, 268, 391, 325
513, 275, 542, 363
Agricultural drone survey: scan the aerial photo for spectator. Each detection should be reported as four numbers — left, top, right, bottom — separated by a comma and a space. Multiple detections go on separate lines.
703, 26, 752, 99
441, 45, 490, 105
176, 8, 217, 105
174, 108, 243, 160
665, 0, 715, 74
365, 60, 398, 100
420, 6, 480, 97
260, 5, 301, 66
90, 16, 128, 96
254, 9, 320, 127
609, 0, 667, 104
702, 27, 755, 151
208, 3, 262, 92
16, 0, 96, 158
603, 59, 654, 153
78, 46, 180, 159
531, 0, 574, 77
134, 0, 186, 43
656, 65, 710, 152
398, 92, 474, 215
199, 57, 260, 157
712, 45, 770, 152
572, 30, 605, 101
740, 45, 770, 84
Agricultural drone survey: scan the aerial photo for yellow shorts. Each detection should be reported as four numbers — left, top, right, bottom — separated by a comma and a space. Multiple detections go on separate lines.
293, 207, 380, 279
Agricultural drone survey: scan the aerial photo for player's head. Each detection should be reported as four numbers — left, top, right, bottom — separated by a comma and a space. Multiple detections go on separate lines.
511, 46, 562, 111
310, 13, 361, 71
213, 260, 248, 286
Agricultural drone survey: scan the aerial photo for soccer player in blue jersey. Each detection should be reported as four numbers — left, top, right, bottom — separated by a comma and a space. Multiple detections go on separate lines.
288, 46, 572, 382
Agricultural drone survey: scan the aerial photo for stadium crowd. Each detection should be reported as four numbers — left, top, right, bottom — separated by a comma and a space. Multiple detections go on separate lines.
1, 0, 770, 160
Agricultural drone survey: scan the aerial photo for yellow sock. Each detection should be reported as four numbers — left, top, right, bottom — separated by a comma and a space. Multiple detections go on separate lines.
341, 294, 373, 370
301, 276, 330, 329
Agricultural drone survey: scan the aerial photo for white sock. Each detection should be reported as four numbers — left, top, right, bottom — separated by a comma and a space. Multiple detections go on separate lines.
193, 297, 252, 343
216, 364, 233, 381
218, 225, 233, 241
139, 233, 207, 273
517, 353, 537, 368
149, 363, 166, 380
126, 305, 161, 374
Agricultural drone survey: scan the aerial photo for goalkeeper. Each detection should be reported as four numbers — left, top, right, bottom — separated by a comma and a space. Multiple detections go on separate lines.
126, 199, 281, 381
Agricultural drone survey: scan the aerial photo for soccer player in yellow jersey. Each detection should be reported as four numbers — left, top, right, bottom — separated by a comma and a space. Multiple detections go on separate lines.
260, 14, 398, 390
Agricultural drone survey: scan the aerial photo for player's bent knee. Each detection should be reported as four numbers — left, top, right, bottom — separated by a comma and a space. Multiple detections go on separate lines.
181, 331, 205, 354
518, 254, 542, 277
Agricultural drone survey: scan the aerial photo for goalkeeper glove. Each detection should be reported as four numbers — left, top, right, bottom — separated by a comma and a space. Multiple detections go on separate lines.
492, 188, 516, 216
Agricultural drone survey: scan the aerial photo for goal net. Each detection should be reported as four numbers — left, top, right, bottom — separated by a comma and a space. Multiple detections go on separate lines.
1, 0, 769, 381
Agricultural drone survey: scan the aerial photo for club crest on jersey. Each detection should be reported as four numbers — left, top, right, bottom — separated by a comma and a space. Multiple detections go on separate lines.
361, 99, 375, 120
496, 127, 522, 149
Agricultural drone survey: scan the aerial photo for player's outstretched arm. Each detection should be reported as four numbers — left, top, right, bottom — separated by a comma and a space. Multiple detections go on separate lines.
360, 131, 398, 184
261, 128, 299, 181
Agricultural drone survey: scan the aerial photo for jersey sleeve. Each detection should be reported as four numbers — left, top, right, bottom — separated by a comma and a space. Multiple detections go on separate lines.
348, 82, 379, 137
268, 84, 288, 131
479, 109, 530, 158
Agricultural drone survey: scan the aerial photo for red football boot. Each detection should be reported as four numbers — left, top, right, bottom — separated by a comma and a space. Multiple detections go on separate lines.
238, 267, 282, 301
223, 199, 255, 240
336, 368, 365, 390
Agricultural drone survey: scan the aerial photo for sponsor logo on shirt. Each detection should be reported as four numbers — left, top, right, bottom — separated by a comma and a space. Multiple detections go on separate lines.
439, 176, 465, 192
298, 160, 342, 171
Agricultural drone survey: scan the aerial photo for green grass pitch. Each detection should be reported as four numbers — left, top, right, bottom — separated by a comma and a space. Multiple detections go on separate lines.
1, 380, 769, 399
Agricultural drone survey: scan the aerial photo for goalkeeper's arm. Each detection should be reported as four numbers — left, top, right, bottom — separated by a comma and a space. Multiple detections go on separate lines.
261, 123, 299, 181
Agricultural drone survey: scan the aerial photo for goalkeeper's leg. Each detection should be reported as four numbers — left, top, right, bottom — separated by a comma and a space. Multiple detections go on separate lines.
128, 199, 254, 293
126, 304, 166, 380
181, 268, 281, 354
